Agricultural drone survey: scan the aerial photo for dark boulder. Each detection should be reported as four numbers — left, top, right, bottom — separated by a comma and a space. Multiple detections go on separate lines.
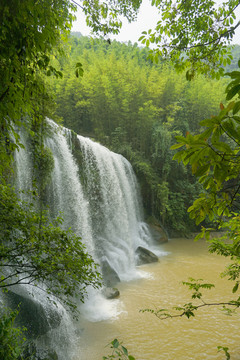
3, 290, 61, 339
101, 258, 120, 287
102, 287, 120, 299
150, 224, 168, 244
147, 218, 168, 244
135, 246, 158, 265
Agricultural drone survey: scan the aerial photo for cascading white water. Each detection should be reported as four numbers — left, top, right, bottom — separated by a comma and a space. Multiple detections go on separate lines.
44, 121, 94, 254
77, 135, 153, 281
15, 119, 154, 280
5, 283, 76, 360
12, 119, 160, 358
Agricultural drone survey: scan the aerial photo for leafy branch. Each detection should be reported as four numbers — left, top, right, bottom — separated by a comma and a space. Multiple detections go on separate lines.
140, 278, 240, 321
0, 184, 102, 314
103, 339, 135, 360
170, 64, 240, 223
140, 0, 240, 77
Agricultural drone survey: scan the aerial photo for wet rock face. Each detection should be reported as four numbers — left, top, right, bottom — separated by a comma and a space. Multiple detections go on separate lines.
101, 258, 120, 287
135, 246, 159, 266
23, 343, 59, 360
102, 287, 120, 299
148, 223, 168, 244
3, 290, 62, 339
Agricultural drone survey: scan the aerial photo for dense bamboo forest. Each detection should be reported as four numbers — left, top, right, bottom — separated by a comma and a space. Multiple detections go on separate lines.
50, 35, 239, 234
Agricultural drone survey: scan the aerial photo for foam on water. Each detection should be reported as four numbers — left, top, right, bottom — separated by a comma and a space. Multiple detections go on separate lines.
79, 290, 125, 322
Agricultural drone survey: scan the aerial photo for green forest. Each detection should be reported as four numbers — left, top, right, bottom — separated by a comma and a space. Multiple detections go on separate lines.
50, 34, 239, 234
1, 0, 240, 359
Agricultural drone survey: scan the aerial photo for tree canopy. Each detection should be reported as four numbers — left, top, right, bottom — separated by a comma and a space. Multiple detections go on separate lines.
71, 0, 240, 77
0, 0, 103, 318
51, 35, 231, 234
172, 71, 240, 225
139, 0, 240, 77
0, 0, 75, 179
78, 0, 142, 35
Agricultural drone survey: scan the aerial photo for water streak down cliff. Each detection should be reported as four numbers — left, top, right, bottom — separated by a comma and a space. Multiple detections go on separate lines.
37, 120, 153, 281
13, 119, 156, 358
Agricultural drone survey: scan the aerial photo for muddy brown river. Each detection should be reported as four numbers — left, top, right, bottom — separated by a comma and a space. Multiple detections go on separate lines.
75, 237, 240, 360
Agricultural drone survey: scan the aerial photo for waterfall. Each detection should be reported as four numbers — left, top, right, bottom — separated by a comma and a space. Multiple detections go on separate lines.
14, 120, 154, 275
77, 135, 153, 280
44, 121, 94, 254
12, 119, 158, 359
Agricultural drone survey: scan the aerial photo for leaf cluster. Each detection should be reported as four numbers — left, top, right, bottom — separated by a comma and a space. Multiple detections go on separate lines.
0, 0, 75, 146
0, 184, 102, 314
0, 307, 26, 360
103, 339, 135, 360
81, 0, 141, 36
140, 277, 239, 321
139, 0, 239, 77
171, 64, 240, 224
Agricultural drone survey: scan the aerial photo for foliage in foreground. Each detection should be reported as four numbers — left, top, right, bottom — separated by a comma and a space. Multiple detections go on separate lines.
171, 62, 240, 225
140, 0, 240, 78
103, 339, 135, 360
0, 184, 102, 314
0, 307, 26, 360
1, 0, 240, 359
140, 276, 239, 359
136, 57, 240, 360
140, 277, 240, 320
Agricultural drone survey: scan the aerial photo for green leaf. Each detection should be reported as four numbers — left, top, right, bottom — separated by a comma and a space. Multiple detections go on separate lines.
170, 143, 185, 150
233, 101, 240, 115
172, 149, 188, 162
75, 62, 84, 77
217, 346, 230, 360
112, 339, 119, 348
222, 120, 239, 139
195, 164, 210, 177
225, 71, 240, 79
232, 282, 239, 293
200, 117, 219, 127
122, 345, 128, 356
212, 141, 233, 153
226, 84, 240, 100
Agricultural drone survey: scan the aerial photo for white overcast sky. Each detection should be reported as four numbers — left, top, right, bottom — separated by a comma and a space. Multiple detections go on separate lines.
71, 0, 159, 43
71, 0, 240, 45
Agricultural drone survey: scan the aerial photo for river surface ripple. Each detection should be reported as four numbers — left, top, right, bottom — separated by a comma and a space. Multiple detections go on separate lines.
75, 237, 240, 360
